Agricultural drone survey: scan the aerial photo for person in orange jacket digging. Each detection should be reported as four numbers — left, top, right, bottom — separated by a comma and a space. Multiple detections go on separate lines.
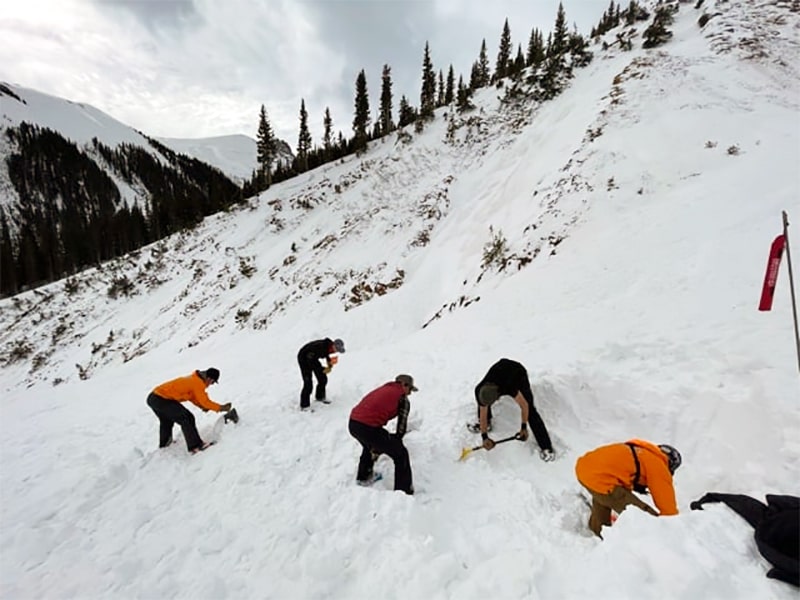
146, 368, 233, 454
575, 439, 681, 538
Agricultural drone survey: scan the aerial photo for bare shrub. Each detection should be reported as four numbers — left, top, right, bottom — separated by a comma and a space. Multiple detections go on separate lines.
107, 276, 134, 299
481, 227, 509, 270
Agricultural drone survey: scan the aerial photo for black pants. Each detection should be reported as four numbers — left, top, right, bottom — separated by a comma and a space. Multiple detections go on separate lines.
474, 382, 553, 452
348, 419, 413, 495
298, 354, 327, 408
146, 393, 204, 451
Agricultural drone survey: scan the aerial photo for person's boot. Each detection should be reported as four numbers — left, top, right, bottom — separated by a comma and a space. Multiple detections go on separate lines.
190, 441, 215, 454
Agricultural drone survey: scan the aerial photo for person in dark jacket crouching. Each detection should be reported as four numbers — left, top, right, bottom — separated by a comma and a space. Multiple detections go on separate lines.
349, 374, 417, 495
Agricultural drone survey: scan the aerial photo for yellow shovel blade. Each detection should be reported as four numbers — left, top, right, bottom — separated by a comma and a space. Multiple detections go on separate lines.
459, 447, 473, 461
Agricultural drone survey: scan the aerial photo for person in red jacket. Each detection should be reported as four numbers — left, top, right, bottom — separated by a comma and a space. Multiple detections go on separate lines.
349, 374, 418, 495
575, 439, 681, 538
146, 368, 232, 454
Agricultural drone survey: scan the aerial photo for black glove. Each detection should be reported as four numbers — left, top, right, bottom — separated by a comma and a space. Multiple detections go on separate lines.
219, 402, 232, 412
516, 423, 529, 441
482, 433, 496, 450
224, 408, 239, 424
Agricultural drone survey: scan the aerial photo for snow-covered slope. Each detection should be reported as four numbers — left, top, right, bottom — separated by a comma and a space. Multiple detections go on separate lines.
157, 134, 258, 182
0, 82, 152, 148
1, 2, 798, 599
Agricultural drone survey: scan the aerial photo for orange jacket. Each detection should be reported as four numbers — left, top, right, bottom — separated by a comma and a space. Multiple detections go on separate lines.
152, 371, 222, 412
575, 439, 678, 516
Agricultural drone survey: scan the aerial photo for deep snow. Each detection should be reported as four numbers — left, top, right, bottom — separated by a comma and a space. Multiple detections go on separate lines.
1, 1, 799, 599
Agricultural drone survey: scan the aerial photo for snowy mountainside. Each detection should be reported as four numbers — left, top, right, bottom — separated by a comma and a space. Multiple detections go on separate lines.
0, 82, 153, 149
1, 2, 799, 599
157, 133, 293, 183
0, 82, 242, 224
1, 0, 798, 394
0, 83, 282, 185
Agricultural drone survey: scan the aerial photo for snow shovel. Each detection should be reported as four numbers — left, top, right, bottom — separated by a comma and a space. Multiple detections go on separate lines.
459, 434, 519, 461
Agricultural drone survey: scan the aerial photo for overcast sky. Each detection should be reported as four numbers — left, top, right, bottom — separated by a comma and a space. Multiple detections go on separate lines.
1, 0, 605, 144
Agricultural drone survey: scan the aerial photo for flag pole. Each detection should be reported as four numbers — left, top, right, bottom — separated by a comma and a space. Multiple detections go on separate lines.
783, 211, 800, 373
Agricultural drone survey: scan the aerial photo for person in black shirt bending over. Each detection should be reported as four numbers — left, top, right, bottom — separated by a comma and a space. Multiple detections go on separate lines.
471, 358, 555, 461
297, 337, 345, 411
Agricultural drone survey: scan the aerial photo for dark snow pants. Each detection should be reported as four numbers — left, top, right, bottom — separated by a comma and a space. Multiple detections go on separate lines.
473, 382, 553, 452
146, 393, 204, 452
348, 419, 413, 495
298, 353, 327, 408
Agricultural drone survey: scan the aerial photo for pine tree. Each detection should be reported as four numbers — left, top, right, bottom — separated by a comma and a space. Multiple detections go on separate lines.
512, 44, 525, 79
0, 208, 17, 296
569, 26, 592, 66
437, 70, 445, 107
456, 75, 474, 112
379, 64, 394, 136
398, 95, 416, 128
445, 65, 455, 105
420, 41, 437, 120
323, 107, 333, 161
352, 69, 370, 154
494, 18, 512, 82
256, 104, 275, 189
550, 3, 569, 58
469, 61, 481, 90
526, 28, 546, 68
643, 5, 674, 48
296, 99, 312, 173
625, 0, 639, 26
477, 39, 491, 87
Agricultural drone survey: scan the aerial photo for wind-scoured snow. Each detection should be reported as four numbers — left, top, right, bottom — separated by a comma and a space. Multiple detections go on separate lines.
1, 2, 799, 599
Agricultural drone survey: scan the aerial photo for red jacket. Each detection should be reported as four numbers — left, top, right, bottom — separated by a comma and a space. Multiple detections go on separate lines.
350, 382, 408, 430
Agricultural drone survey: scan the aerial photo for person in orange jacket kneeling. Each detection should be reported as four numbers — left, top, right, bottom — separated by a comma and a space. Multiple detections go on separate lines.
575, 439, 681, 538
146, 368, 233, 454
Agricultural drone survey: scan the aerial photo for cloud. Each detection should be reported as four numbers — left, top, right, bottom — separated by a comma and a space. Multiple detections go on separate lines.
1, 0, 604, 145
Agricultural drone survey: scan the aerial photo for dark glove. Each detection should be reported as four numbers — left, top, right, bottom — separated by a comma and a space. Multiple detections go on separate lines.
482, 434, 496, 451
516, 423, 529, 442
219, 402, 232, 412
323, 366, 332, 374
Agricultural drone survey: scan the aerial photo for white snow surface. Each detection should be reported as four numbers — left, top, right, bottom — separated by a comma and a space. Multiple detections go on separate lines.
157, 134, 258, 183
0, 83, 253, 189
1, 2, 799, 599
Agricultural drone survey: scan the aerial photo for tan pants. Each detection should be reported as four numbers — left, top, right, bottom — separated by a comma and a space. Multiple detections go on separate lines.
583, 485, 658, 538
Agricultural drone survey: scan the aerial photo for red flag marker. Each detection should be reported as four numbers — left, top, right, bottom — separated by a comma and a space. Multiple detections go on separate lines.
759, 234, 785, 311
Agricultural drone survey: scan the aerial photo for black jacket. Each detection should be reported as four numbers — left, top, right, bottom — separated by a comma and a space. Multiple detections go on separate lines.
298, 338, 333, 363
691, 493, 799, 587
476, 358, 533, 403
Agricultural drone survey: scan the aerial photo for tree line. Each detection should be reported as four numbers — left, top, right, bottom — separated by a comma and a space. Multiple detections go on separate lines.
246, 2, 601, 196
1, 1, 669, 298
0, 123, 241, 297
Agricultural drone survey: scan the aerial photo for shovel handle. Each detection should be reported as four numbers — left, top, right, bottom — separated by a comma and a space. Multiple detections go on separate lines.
459, 434, 520, 461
